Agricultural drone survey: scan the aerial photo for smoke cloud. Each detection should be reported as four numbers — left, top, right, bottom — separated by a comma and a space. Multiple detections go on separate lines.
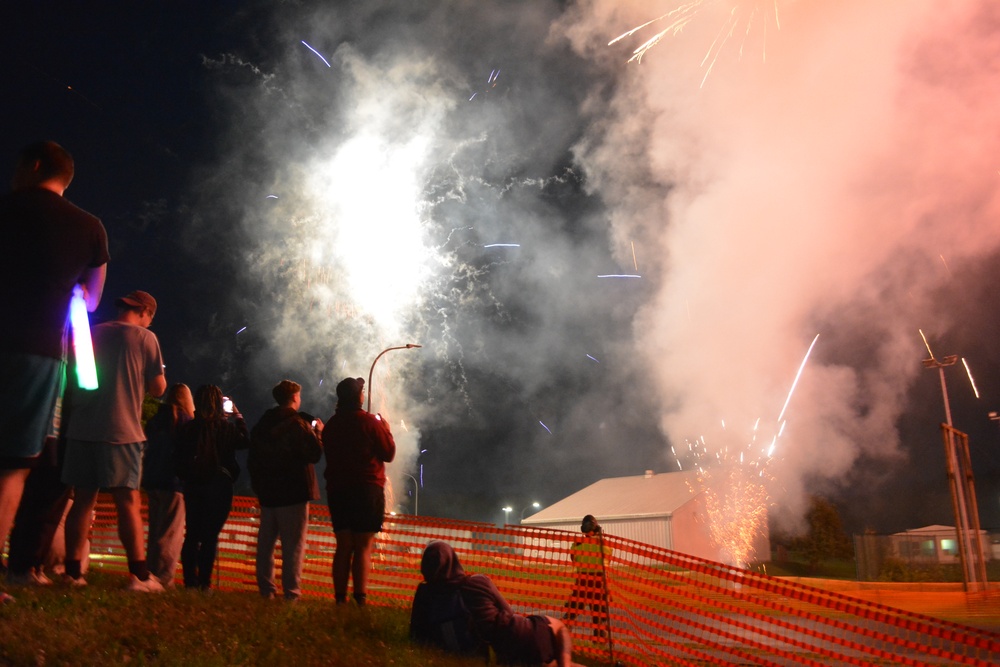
182, 1, 1000, 528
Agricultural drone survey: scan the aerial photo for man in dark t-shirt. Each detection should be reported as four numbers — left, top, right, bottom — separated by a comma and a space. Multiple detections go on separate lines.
0, 142, 109, 590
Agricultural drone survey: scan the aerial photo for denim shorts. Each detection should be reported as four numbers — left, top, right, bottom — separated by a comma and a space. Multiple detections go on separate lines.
0, 353, 65, 466
62, 439, 145, 489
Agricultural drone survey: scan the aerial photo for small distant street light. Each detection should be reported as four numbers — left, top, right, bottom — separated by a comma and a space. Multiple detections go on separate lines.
402, 473, 419, 516
502, 506, 512, 525
519, 501, 540, 522
367, 344, 422, 413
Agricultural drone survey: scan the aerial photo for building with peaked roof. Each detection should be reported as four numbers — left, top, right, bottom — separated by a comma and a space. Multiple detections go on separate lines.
521, 469, 770, 564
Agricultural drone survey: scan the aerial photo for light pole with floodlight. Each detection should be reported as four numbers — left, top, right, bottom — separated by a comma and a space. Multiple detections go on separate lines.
502, 506, 512, 525
921, 336, 985, 591
367, 344, 422, 413
519, 502, 540, 522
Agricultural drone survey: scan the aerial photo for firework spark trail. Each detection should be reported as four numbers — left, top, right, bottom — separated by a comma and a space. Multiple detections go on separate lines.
776, 333, 820, 424
300, 40, 332, 67
676, 334, 819, 567
918, 329, 935, 359
962, 358, 980, 399
609, 1, 780, 86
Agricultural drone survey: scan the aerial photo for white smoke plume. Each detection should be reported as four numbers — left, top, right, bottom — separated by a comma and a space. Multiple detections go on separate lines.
181, 0, 1000, 527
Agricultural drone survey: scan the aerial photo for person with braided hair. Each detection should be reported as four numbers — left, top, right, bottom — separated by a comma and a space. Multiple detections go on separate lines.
175, 385, 248, 590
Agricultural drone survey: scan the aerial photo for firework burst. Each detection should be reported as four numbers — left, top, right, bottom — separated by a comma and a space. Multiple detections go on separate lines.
679, 428, 774, 568
609, 0, 781, 87
674, 334, 819, 567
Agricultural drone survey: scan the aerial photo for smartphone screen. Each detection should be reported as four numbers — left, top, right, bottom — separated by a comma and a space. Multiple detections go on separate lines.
223, 397, 234, 414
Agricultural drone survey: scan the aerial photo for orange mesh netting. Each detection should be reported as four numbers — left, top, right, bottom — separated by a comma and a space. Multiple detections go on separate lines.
80, 494, 1000, 666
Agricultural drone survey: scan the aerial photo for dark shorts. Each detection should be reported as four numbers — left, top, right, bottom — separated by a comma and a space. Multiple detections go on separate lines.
0, 354, 65, 467
328, 483, 385, 533
62, 440, 145, 489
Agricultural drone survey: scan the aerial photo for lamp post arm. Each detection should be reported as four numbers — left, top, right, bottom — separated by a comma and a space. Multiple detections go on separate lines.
366, 343, 422, 413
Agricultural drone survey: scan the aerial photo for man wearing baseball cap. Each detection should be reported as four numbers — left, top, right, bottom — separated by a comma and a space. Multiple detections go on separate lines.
62, 290, 167, 591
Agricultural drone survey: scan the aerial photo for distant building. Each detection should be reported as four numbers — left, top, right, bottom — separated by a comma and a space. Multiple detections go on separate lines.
891, 524, 992, 564
522, 469, 770, 564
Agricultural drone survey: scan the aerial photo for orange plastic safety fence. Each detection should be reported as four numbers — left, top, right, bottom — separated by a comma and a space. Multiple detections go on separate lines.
81, 494, 1000, 666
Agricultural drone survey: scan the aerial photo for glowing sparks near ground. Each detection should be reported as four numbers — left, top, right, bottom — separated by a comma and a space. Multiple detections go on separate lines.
609, 1, 780, 87
301, 40, 332, 68
681, 431, 773, 568
672, 335, 820, 568
961, 358, 980, 399
776, 333, 819, 424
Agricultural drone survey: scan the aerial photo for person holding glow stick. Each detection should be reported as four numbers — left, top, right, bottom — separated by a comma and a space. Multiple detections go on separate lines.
62, 290, 166, 591
0, 142, 107, 596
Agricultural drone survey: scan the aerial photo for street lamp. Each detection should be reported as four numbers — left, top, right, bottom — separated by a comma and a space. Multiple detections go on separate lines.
502, 506, 512, 525
367, 344, 422, 413
519, 502, 540, 522
402, 472, 419, 516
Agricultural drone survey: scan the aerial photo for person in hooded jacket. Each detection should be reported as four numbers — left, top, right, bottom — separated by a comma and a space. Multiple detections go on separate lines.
411, 540, 579, 667
322, 376, 394, 606
248, 379, 323, 600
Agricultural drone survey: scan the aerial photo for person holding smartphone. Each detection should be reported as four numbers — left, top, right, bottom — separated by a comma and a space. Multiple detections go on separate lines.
322, 377, 395, 606
248, 379, 323, 600
174, 385, 248, 590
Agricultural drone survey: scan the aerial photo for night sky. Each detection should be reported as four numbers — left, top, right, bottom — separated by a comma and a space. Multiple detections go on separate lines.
4, 1, 1000, 537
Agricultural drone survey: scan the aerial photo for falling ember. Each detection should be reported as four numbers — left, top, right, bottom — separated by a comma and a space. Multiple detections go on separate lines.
940, 254, 953, 278
301, 40, 332, 67
483, 243, 521, 248
961, 358, 981, 399
597, 274, 641, 278
631, 241, 639, 271
586, 354, 600, 363
776, 333, 819, 424
236, 326, 247, 335
539, 421, 552, 434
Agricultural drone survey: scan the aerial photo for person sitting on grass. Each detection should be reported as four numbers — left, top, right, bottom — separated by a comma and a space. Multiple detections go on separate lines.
411, 540, 580, 667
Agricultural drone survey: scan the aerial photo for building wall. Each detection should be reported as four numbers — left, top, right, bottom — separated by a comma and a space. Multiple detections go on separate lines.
671, 496, 723, 562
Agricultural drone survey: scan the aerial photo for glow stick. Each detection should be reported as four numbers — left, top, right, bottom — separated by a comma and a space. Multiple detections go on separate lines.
70, 285, 98, 390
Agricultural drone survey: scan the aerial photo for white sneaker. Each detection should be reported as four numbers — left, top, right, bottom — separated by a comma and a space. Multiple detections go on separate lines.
126, 574, 165, 593
61, 574, 88, 587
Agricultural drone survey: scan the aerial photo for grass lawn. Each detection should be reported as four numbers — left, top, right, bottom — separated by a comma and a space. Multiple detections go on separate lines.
0, 571, 478, 667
